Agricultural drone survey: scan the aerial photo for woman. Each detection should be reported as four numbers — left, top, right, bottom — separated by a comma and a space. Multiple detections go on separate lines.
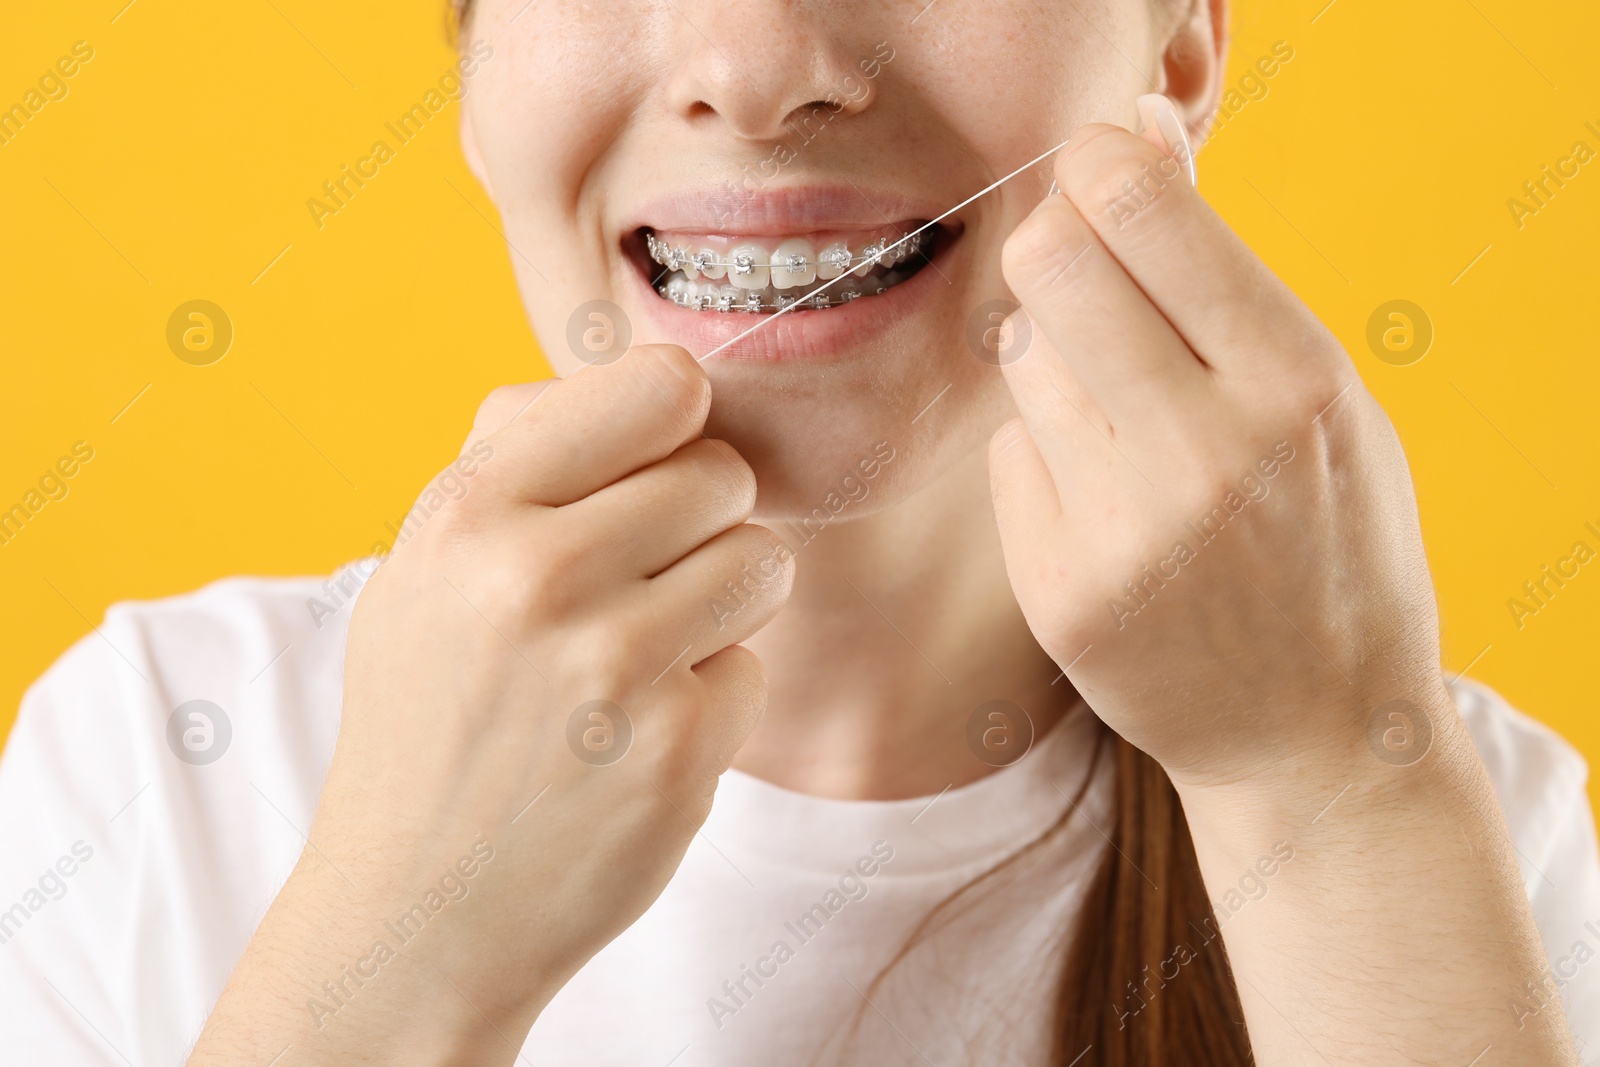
2, 0, 1596, 1063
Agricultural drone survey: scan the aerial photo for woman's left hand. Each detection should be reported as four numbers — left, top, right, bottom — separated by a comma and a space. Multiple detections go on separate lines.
987, 107, 1580, 1065
989, 113, 1442, 791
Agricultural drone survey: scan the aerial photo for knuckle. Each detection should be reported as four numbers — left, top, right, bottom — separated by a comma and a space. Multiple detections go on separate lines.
456, 550, 542, 628
749, 520, 792, 555
1001, 201, 1092, 294
463, 457, 521, 510
695, 645, 767, 742
517, 526, 589, 616
471, 386, 516, 431
696, 440, 757, 521
474, 381, 549, 437
539, 517, 593, 572
1282, 369, 1351, 425
630, 344, 711, 429
582, 614, 654, 688
426, 494, 483, 543
406, 475, 493, 549
1033, 606, 1089, 660
712, 641, 766, 684
1063, 132, 1179, 232
732, 518, 790, 563
704, 527, 794, 622
478, 382, 524, 417
736, 524, 795, 581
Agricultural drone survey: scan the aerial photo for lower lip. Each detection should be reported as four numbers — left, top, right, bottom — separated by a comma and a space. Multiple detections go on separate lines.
629, 227, 961, 363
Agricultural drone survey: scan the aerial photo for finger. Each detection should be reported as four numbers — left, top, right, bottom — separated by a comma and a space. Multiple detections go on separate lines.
988, 417, 1062, 554
632, 642, 767, 816
1001, 187, 1208, 427
463, 380, 556, 454
989, 327, 1114, 494
564, 438, 756, 578
688, 643, 767, 771
646, 523, 794, 678
481, 344, 711, 507
988, 414, 1132, 566
987, 418, 1075, 645
1054, 123, 1339, 375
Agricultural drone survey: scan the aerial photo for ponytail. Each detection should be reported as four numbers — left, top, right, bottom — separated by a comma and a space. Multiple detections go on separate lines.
1053, 733, 1251, 1064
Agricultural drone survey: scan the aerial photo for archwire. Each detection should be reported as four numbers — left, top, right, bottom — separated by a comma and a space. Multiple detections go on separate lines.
696, 135, 1075, 362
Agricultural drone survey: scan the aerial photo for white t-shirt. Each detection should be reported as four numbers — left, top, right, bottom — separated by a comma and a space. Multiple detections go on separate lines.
1, 569, 1598, 1064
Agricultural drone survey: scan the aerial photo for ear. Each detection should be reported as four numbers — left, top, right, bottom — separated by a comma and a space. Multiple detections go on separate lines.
458, 99, 494, 198
1156, 0, 1229, 146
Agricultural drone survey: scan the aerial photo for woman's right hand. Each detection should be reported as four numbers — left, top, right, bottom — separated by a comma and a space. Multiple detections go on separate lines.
189, 344, 793, 1064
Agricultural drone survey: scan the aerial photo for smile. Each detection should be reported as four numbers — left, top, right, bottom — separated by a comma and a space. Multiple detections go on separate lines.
640, 224, 941, 313
620, 184, 964, 360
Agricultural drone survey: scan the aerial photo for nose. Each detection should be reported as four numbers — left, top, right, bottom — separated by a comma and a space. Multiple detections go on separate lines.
663, 2, 876, 141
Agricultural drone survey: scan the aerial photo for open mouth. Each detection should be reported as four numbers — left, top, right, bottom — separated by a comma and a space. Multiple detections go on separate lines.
631, 222, 947, 313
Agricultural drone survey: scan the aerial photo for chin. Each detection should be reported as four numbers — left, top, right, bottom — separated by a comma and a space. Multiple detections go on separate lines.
704, 366, 1011, 525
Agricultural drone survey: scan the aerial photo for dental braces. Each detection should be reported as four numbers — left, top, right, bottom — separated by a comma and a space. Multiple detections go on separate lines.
694, 133, 1075, 359
645, 230, 929, 276
655, 282, 893, 312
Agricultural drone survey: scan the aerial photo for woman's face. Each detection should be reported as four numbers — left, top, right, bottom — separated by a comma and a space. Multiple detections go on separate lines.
460, 1, 1176, 518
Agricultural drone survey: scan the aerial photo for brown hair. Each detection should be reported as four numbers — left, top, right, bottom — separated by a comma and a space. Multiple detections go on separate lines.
444, 2, 1250, 1061
1057, 730, 1251, 1063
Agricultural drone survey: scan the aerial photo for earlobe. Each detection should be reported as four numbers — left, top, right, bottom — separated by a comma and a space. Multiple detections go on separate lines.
1156, 0, 1230, 147
458, 103, 494, 197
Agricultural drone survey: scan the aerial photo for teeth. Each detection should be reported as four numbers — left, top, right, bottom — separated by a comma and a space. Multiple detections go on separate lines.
695, 248, 725, 280
656, 268, 916, 312
727, 243, 770, 290
852, 240, 885, 278
770, 238, 817, 290
646, 230, 926, 276
646, 228, 933, 312
817, 242, 851, 280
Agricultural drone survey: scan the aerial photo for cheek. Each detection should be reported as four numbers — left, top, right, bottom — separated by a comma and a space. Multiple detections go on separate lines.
463, 16, 647, 262
932, 0, 1151, 156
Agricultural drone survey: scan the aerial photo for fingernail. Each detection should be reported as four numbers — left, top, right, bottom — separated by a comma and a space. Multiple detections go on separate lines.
1136, 93, 1197, 188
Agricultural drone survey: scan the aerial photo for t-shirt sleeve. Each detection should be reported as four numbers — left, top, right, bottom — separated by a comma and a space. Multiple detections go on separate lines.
0, 576, 343, 1066
1453, 677, 1600, 1056
0, 619, 152, 1065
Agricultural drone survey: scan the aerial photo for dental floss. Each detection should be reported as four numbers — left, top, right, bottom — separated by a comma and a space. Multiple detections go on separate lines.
697, 134, 1075, 362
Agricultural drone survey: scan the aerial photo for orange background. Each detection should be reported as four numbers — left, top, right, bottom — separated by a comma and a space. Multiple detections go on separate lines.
2, 2, 1597, 808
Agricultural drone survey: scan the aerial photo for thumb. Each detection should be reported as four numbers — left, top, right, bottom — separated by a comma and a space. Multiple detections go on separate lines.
1134, 93, 1198, 187
463, 379, 558, 456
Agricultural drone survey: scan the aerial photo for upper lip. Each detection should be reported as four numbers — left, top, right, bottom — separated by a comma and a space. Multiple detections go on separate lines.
621, 182, 950, 236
